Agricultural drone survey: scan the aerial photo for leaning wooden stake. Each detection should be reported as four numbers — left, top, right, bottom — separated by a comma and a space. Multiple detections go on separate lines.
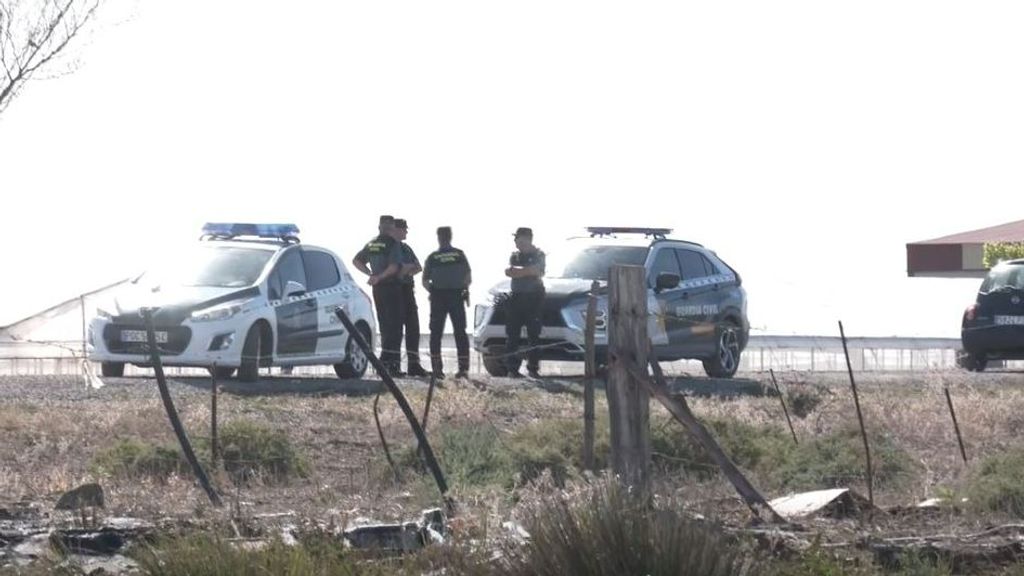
142, 309, 222, 507
334, 307, 451, 511
839, 320, 873, 512
633, 357, 786, 524
770, 369, 798, 445
944, 387, 968, 464
583, 280, 599, 471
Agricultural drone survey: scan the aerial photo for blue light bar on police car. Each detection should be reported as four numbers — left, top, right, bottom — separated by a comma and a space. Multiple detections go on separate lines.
586, 227, 673, 237
202, 223, 300, 238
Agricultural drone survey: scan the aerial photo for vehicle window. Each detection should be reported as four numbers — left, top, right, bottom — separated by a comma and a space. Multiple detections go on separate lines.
138, 247, 273, 289
302, 250, 341, 291
648, 249, 681, 286
981, 265, 1024, 292
268, 249, 307, 299
556, 246, 649, 280
700, 254, 719, 276
677, 249, 707, 280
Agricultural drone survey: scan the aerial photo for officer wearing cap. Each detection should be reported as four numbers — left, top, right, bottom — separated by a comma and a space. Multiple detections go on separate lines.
392, 218, 429, 377
504, 227, 546, 378
422, 226, 472, 379
353, 215, 404, 376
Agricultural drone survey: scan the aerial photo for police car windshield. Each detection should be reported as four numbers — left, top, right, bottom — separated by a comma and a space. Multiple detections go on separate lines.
553, 246, 649, 280
140, 246, 274, 289
981, 264, 1024, 293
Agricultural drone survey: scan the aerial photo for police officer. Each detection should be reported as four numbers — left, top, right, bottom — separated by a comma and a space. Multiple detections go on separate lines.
422, 226, 472, 379
352, 215, 404, 376
504, 227, 546, 378
392, 218, 429, 377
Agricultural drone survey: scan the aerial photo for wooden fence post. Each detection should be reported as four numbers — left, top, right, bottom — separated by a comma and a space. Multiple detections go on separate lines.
583, 280, 598, 471
606, 266, 650, 490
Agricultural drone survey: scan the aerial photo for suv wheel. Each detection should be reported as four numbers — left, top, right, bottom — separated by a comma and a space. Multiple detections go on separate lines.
703, 322, 741, 379
335, 323, 371, 379
482, 345, 509, 377
101, 362, 125, 377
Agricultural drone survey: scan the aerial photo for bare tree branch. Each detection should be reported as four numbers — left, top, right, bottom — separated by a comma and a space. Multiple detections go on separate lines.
0, 0, 102, 115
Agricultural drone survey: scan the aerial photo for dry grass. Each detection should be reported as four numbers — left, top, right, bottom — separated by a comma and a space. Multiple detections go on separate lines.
5, 371, 1024, 574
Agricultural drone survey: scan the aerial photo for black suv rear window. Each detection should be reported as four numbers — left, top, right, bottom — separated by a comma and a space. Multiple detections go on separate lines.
981, 264, 1024, 293
556, 246, 649, 280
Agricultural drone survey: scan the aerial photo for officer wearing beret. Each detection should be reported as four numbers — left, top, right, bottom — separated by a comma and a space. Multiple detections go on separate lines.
353, 215, 404, 376
504, 227, 546, 378
392, 218, 429, 377
422, 226, 472, 379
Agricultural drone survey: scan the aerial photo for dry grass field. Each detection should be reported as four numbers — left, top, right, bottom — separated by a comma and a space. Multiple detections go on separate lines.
3, 369, 1024, 574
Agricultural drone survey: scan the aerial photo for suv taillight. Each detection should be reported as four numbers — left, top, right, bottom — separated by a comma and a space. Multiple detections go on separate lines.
965, 303, 978, 322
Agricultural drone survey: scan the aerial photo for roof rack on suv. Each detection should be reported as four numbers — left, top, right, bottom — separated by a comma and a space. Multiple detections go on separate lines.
200, 223, 301, 244
586, 227, 673, 239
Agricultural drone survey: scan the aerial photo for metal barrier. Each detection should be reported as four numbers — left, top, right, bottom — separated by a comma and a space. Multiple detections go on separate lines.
0, 335, 995, 377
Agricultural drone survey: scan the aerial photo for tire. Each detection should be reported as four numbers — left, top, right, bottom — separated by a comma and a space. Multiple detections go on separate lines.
238, 324, 266, 383
483, 345, 509, 377
101, 362, 125, 377
958, 350, 988, 372
335, 323, 372, 380
209, 366, 236, 379
703, 321, 741, 379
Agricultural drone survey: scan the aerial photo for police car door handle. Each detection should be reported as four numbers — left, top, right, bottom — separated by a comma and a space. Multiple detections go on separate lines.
681, 291, 690, 299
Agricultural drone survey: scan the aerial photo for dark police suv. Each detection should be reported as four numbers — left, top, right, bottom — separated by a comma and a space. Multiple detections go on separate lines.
472, 227, 749, 378
960, 258, 1024, 371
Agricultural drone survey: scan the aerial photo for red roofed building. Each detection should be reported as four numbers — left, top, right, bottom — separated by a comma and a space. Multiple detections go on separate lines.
907, 219, 1024, 278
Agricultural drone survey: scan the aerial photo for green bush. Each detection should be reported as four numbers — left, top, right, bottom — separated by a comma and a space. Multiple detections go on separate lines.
495, 480, 750, 576
217, 419, 309, 484
90, 438, 187, 480
984, 242, 1024, 268
966, 447, 1024, 517
786, 385, 824, 418
763, 426, 914, 492
650, 416, 791, 478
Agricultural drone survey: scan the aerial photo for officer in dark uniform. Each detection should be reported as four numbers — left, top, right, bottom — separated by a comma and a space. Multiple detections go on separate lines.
422, 226, 472, 379
352, 215, 404, 376
504, 227, 546, 378
392, 218, 429, 377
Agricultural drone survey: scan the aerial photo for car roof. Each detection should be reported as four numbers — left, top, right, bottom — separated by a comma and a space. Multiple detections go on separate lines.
563, 235, 705, 249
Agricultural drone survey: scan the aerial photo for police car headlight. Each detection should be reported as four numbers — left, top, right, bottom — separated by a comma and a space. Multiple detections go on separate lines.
474, 305, 488, 328
190, 300, 250, 323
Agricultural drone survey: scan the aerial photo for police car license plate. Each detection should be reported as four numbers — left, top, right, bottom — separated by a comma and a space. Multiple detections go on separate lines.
994, 315, 1024, 326
121, 329, 168, 343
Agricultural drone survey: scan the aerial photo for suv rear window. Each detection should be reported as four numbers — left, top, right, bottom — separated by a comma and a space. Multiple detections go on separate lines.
981, 264, 1024, 293
555, 246, 649, 280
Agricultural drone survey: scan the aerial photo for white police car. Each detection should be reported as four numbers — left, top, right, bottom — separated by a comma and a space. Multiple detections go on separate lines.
473, 227, 749, 378
88, 223, 377, 382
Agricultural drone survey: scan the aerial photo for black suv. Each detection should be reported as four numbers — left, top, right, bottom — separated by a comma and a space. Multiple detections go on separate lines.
472, 227, 749, 378
960, 259, 1024, 371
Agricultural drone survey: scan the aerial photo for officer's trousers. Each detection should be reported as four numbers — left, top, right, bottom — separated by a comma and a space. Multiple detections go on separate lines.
505, 291, 544, 372
401, 283, 423, 369
429, 289, 469, 374
372, 283, 405, 373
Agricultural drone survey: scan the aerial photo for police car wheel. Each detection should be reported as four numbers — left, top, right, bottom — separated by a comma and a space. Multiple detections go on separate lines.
238, 324, 266, 383
101, 362, 125, 377
335, 322, 372, 379
703, 322, 740, 379
482, 346, 509, 377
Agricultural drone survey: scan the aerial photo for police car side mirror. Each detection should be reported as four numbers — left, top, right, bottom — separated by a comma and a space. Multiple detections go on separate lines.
285, 280, 307, 297
655, 273, 680, 293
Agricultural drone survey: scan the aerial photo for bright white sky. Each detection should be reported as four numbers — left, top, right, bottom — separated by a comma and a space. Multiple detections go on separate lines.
2, 0, 1022, 338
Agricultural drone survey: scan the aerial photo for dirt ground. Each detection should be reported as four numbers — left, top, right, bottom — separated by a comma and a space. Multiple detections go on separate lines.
3, 368, 1024, 571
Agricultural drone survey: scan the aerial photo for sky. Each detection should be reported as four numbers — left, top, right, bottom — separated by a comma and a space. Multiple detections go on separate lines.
2, 0, 1022, 338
